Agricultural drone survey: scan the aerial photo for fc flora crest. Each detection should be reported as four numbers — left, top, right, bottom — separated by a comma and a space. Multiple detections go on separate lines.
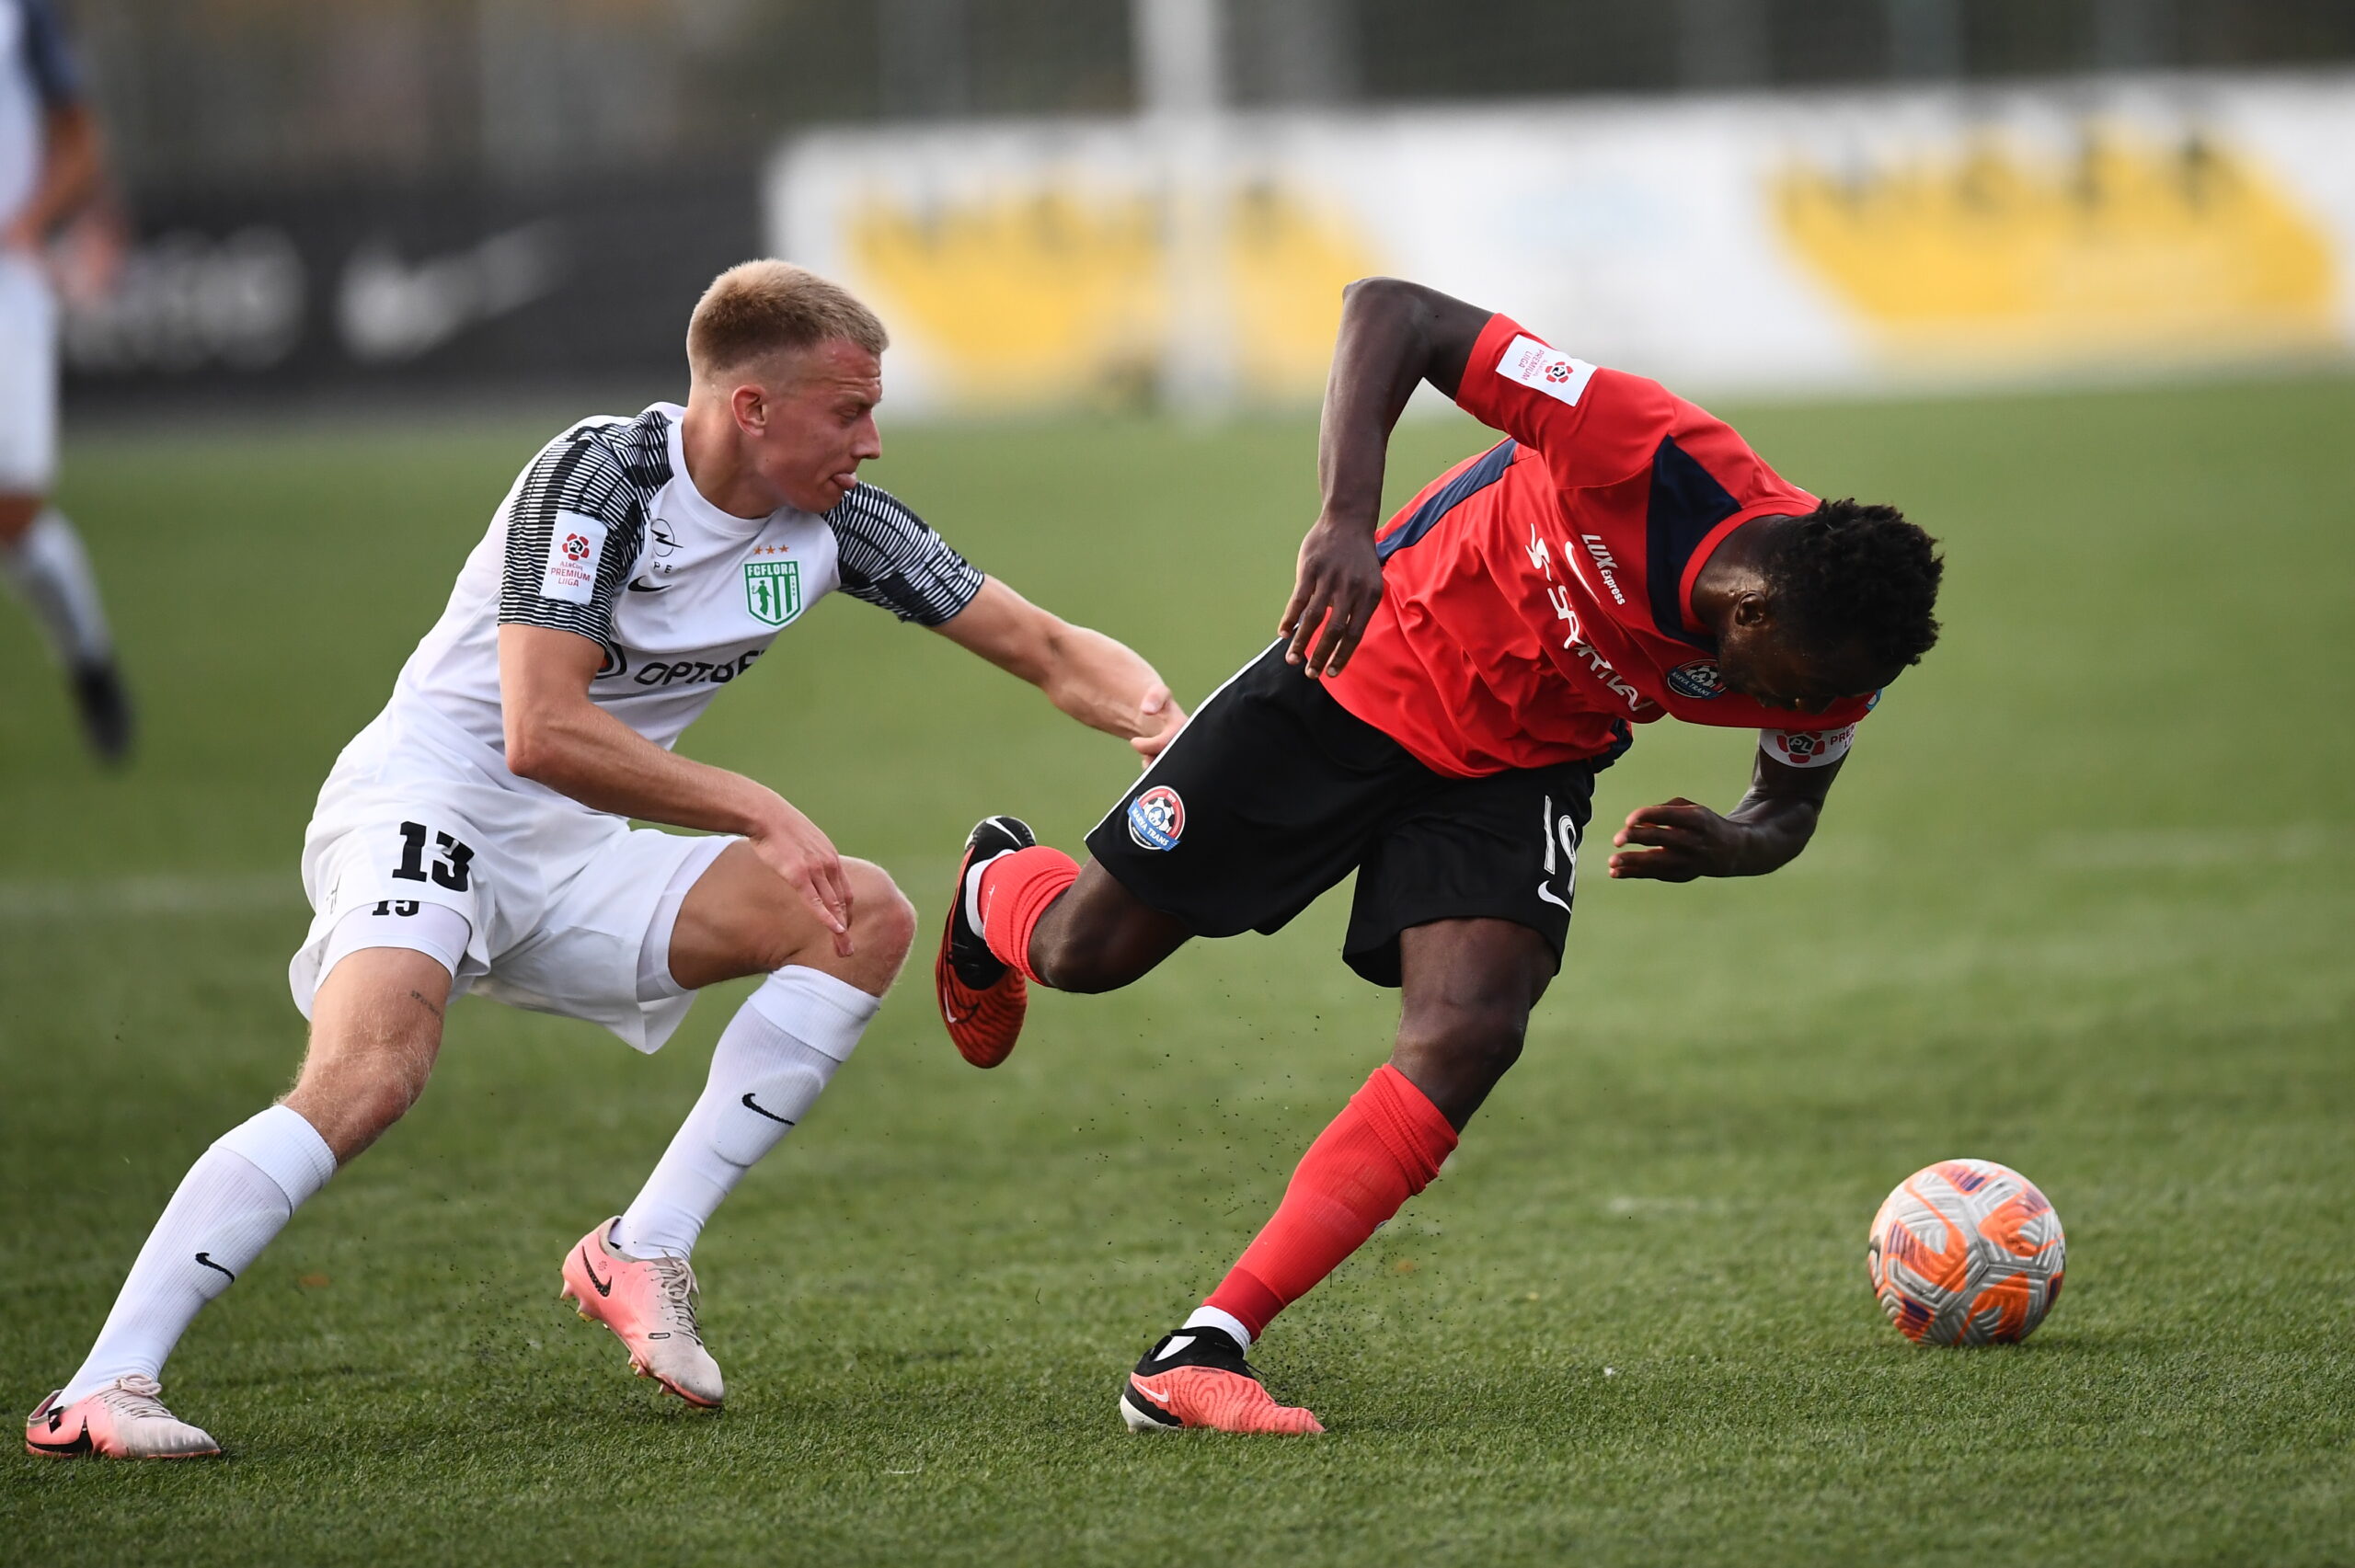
1127, 785, 1186, 851
743, 559, 802, 626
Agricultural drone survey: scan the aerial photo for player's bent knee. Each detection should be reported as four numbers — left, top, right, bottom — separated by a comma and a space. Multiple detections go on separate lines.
842, 858, 917, 967
1393, 1002, 1529, 1087
730, 858, 914, 991
287, 1010, 445, 1160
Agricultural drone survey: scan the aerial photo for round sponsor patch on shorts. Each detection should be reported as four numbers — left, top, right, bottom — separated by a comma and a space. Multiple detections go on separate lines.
1126, 785, 1186, 851
1666, 659, 1726, 700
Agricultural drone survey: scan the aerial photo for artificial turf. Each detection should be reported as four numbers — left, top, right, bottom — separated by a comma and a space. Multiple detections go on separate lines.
1, 377, 2349, 1565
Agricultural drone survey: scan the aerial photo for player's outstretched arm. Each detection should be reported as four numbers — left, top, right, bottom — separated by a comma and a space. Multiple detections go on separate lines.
498, 623, 856, 953
1608, 748, 1842, 883
1284, 278, 1493, 677
932, 578, 1185, 764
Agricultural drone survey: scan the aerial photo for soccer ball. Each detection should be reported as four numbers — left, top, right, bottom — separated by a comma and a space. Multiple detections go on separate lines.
1867, 1159, 2065, 1345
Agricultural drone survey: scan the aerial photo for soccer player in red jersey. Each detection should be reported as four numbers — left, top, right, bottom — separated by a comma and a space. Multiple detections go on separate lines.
935, 279, 1944, 1434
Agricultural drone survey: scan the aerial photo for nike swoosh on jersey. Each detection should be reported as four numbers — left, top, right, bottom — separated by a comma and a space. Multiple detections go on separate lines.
626, 578, 672, 593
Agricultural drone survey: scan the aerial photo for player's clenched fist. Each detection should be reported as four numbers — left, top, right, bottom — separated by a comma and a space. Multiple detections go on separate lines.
750, 796, 856, 956
1129, 685, 1188, 767
1281, 516, 1384, 678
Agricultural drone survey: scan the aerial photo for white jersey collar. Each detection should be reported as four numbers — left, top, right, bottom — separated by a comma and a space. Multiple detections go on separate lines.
650, 402, 788, 540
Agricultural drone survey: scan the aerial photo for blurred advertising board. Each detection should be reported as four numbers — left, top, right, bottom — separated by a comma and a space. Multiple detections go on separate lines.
61, 174, 758, 407
768, 71, 2355, 415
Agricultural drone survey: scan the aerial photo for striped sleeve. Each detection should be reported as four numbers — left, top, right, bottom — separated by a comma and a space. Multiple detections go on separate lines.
497, 430, 650, 644
825, 484, 985, 625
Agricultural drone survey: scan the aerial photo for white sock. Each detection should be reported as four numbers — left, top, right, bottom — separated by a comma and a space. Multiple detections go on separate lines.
1179, 1305, 1255, 1353
4, 509, 114, 668
962, 850, 1014, 933
613, 966, 880, 1260
61, 1105, 336, 1403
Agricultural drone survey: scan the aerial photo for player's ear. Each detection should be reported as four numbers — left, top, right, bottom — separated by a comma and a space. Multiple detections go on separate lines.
729, 382, 767, 435
1730, 589, 1773, 632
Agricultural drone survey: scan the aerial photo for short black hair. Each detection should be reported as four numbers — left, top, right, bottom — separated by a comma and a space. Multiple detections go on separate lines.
1764, 498, 1944, 672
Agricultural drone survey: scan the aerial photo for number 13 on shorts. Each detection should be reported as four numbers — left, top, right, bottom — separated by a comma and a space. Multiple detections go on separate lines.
390, 820, 476, 892
1537, 795, 1580, 911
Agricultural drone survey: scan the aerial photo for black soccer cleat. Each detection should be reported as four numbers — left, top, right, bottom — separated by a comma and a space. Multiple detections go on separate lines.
1119, 1326, 1325, 1434
69, 659, 134, 765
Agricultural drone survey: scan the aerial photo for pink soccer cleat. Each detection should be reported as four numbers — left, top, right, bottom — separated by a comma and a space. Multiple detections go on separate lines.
1120, 1328, 1325, 1435
559, 1219, 725, 1409
24, 1377, 220, 1459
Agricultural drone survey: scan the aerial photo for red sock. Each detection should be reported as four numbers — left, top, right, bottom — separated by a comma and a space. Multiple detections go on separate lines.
978, 845, 1078, 985
1203, 1064, 1459, 1339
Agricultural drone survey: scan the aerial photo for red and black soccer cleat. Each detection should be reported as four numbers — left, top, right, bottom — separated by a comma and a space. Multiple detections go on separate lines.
1120, 1327, 1325, 1435
936, 815, 1035, 1069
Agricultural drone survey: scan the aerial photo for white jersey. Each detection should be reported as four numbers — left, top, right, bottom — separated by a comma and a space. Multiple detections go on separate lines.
0, 0, 78, 228
379, 402, 983, 781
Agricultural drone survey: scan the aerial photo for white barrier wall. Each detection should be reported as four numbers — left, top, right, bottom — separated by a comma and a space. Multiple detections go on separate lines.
766, 72, 2355, 416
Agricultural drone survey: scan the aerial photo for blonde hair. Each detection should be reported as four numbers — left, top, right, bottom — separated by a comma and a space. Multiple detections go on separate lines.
686, 260, 889, 378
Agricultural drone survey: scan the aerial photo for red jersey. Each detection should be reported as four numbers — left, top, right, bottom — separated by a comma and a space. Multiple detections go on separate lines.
1322, 313, 1875, 777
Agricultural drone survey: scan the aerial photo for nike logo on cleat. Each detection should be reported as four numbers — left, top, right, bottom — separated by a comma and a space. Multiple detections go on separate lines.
579, 1245, 613, 1297
740, 1093, 795, 1126
193, 1252, 236, 1282
25, 1427, 93, 1456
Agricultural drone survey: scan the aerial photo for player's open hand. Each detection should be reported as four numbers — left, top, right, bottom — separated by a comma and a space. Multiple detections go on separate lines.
750, 797, 856, 956
1130, 684, 1188, 768
1608, 797, 1749, 882
1281, 517, 1384, 678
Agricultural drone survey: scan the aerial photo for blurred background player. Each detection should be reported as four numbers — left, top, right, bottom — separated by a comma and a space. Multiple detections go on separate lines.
0, 0, 129, 761
936, 277, 1945, 1433
25, 261, 1182, 1459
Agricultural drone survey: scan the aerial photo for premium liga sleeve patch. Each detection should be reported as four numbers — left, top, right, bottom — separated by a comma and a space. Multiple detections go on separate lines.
538, 510, 608, 603
1496, 334, 1599, 407
1761, 725, 1857, 769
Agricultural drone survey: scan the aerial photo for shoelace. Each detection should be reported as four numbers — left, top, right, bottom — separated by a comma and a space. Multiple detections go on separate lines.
646, 1256, 705, 1345
98, 1375, 175, 1422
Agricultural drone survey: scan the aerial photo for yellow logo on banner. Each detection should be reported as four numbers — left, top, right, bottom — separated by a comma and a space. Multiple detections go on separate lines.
847, 184, 1379, 409
1774, 129, 2338, 366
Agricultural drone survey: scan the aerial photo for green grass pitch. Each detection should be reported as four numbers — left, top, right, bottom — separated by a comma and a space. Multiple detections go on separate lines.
2, 378, 2350, 1565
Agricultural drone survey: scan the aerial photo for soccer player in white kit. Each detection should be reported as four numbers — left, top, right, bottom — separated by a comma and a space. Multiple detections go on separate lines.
0, 0, 131, 761
26, 261, 1186, 1459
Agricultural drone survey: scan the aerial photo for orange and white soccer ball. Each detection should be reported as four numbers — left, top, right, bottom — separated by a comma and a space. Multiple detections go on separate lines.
1867, 1159, 2066, 1345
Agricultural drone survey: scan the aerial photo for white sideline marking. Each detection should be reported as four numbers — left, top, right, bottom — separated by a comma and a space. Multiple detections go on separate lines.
0, 874, 299, 922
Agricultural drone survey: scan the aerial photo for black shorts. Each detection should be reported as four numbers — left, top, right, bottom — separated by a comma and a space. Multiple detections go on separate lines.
1084, 641, 1618, 987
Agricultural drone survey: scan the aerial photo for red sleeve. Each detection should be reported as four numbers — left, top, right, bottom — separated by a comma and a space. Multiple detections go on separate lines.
1453, 314, 1672, 488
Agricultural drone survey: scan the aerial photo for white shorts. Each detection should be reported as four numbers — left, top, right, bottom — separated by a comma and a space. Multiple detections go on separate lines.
289, 703, 734, 1052
0, 254, 58, 494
